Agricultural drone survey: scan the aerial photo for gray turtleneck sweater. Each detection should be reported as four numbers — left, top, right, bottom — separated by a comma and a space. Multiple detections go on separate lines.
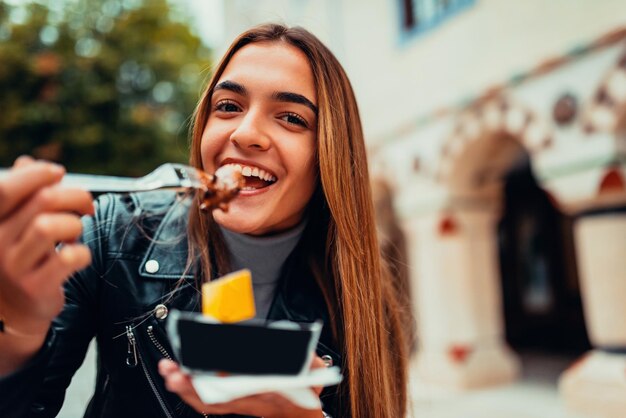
219, 221, 307, 319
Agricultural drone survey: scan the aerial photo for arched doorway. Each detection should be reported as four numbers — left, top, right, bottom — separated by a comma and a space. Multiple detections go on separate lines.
498, 154, 590, 353
408, 100, 578, 388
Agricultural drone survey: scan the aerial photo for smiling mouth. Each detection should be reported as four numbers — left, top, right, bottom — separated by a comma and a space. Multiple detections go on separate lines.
220, 163, 277, 191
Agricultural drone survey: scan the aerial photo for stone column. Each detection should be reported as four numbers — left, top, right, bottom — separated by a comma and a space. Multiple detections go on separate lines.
559, 210, 626, 417
405, 206, 519, 388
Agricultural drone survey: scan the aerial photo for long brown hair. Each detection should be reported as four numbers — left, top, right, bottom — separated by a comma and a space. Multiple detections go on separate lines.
187, 24, 408, 417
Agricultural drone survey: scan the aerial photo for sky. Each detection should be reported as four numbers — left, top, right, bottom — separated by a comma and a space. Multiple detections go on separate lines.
175, 0, 224, 47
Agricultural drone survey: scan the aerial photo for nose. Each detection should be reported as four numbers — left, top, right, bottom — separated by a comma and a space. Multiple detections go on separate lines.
229, 111, 271, 151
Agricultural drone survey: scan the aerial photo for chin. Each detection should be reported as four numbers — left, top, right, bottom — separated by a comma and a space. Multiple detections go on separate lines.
212, 209, 265, 235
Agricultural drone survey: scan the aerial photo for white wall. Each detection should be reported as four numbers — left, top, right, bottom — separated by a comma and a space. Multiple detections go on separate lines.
219, 0, 626, 148
338, 0, 626, 144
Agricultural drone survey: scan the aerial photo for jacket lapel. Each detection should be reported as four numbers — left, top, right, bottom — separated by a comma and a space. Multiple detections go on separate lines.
138, 196, 194, 280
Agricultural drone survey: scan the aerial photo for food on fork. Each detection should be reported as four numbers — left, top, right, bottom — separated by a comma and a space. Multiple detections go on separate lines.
198, 165, 245, 212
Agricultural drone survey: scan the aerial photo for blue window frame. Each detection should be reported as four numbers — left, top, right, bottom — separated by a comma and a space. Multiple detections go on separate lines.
398, 0, 475, 43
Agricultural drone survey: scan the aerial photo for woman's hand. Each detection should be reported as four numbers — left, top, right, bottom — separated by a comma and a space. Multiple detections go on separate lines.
158, 355, 327, 418
0, 156, 94, 374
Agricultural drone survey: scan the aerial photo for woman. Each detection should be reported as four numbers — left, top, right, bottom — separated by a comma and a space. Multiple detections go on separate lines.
0, 24, 408, 418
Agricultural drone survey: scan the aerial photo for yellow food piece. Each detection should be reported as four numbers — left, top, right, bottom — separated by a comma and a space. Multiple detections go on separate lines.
201, 269, 256, 322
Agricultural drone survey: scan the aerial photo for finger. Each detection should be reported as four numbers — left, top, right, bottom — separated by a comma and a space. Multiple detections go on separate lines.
25, 244, 91, 284
158, 360, 234, 415
22, 244, 91, 297
160, 363, 215, 414
6, 213, 84, 277
0, 242, 90, 334
164, 370, 196, 397
25, 244, 92, 293
159, 360, 196, 398
310, 355, 325, 369
12, 155, 35, 168
158, 359, 179, 377
15, 254, 70, 320
38, 185, 94, 216
0, 162, 65, 218
55, 243, 92, 281
3, 186, 93, 244
308, 356, 326, 396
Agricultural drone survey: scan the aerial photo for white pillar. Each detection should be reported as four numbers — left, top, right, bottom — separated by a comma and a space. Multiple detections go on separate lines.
406, 207, 519, 388
559, 212, 626, 417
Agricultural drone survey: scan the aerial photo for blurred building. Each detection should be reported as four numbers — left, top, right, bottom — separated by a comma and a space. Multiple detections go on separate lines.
218, 1, 626, 417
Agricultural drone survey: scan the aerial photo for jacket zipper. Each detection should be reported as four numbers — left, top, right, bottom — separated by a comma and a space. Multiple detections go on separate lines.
126, 325, 175, 418
146, 325, 210, 418
147, 325, 173, 360
147, 325, 209, 418
126, 325, 138, 367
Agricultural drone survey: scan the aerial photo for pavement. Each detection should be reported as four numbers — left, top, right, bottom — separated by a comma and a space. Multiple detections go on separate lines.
57, 340, 97, 418
409, 351, 587, 418
57, 342, 588, 418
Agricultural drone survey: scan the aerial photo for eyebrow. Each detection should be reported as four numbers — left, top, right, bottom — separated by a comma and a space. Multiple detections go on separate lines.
213, 80, 318, 115
213, 80, 246, 95
272, 92, 318, 115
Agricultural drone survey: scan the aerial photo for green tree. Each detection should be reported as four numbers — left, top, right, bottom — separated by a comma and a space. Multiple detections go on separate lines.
0, 0, 211, 175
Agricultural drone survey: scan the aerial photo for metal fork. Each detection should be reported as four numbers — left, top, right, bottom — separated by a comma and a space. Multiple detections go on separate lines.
0, 163, 208, 193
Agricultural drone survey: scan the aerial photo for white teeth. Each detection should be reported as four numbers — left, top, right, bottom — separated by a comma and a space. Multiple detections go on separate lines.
220, 163, 277, 183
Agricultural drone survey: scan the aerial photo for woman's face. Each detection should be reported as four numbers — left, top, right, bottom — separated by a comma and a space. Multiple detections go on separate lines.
201, 42, 318, 236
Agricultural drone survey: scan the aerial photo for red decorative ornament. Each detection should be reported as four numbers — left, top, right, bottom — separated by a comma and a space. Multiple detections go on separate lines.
439, 216, 458, 236
448, 344, 472, 364
598, 168, 625, 195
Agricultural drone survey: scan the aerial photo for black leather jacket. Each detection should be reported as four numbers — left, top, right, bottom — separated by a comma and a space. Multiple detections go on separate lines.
0, 192, 342, 418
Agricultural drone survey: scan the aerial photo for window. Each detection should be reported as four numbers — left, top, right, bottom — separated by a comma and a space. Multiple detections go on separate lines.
399, 0, 475, 40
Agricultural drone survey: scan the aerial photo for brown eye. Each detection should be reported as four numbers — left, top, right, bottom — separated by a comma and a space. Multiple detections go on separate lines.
280, 112, 308, 128
214, 100, 240, 113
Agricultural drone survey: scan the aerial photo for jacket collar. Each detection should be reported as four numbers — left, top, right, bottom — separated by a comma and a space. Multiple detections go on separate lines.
139, 196, 194, 280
